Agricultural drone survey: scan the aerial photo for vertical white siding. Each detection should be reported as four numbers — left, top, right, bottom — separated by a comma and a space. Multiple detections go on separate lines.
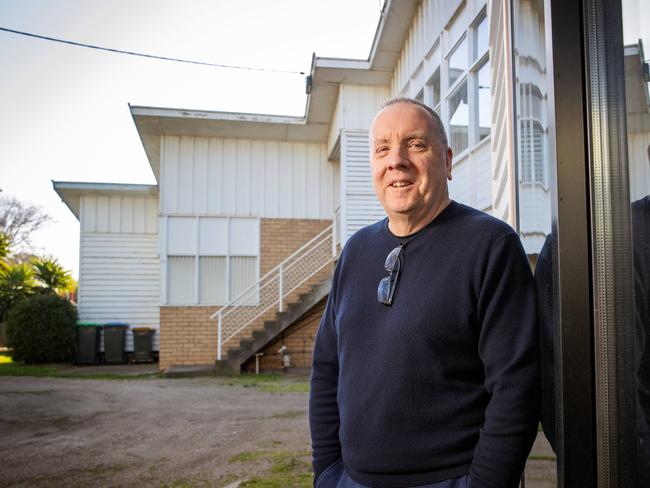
489, 0, 515, 223
390, 0, 465, 96
328, 92, 343, 157
81, 194, 158, 234
160, 136, 334, 219
448, 140, 493, 212
628, 132, 650, 201
340, 85, 390, 131
341, 130, 386, 241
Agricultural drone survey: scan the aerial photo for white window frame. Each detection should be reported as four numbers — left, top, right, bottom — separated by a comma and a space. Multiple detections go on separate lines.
164, 216, 260, 306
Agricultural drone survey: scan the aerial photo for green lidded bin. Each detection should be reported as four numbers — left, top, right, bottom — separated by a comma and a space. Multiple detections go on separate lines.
76, 322, 102, 365
132, 327, 156, 363
103, 322, 129, 364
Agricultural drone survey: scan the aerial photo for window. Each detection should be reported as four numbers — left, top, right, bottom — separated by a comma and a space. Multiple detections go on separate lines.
448, 36, 468, 87
477, 60, 491, 142
518, 83, 546, 185
428, 69, 441, 110
474, 15, 489, 61
166, 216, 259, 305
448, 81, 469, 153
441, 12, 491, 155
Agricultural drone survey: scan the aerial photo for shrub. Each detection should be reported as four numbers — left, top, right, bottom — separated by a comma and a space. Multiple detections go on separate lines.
6, 294, 77, 364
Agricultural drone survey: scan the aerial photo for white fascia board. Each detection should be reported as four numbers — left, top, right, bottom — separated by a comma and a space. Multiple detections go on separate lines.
130, 105, 307, 126
314, 58, 372, 70
52, 181, 159, 220
53, 181, 158, 193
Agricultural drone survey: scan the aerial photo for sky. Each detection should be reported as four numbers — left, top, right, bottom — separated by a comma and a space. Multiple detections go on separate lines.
0, 0, 382, 278
0, 1, 648, 280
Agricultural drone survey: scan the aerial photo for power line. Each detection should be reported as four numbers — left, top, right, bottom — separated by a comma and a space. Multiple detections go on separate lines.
0, 26, 306, 75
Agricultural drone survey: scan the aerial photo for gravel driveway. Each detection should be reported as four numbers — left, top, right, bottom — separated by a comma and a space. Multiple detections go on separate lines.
0, 374, 556, 487
0, 375, 311, 487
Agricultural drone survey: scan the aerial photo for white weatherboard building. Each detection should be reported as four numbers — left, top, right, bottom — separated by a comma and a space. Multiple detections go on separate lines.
54, 0, 650, 372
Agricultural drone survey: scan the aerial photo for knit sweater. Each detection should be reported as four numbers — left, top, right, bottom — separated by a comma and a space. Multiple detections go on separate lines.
309, 201, 540, 488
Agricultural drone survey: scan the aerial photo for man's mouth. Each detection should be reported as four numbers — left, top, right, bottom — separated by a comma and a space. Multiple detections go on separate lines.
389, 181, 412, 188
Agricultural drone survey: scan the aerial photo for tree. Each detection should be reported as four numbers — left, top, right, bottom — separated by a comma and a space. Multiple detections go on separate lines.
6, 294, 77, 363
33, 256, 73, 295
0, 262, 35, 321
0, 196, 51, 252
0, 232, 9, 271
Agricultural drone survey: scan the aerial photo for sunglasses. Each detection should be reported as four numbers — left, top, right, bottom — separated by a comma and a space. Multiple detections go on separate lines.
377, 245, 403, 306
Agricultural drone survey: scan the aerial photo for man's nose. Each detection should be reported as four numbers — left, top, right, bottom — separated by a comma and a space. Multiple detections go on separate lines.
386, 145, 409, 170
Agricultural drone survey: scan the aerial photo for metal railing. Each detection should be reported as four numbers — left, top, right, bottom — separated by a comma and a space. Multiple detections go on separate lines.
212, 224, 336, 360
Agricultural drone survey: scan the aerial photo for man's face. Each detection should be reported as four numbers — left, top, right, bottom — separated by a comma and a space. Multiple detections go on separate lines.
370, 103, 452, 223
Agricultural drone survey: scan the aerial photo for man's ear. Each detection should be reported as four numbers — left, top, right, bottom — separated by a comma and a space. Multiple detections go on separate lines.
446, 147, 453, 180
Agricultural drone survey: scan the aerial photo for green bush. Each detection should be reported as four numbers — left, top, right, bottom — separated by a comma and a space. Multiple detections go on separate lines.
6, 294, 77, 364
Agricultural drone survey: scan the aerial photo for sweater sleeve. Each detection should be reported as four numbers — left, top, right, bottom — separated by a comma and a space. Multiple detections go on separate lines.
470, 232, 540, 488
309, 271, 342, 482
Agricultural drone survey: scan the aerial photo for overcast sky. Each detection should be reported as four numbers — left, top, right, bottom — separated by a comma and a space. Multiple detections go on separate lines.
0, 0, 382, 278
1, 0, 647, 280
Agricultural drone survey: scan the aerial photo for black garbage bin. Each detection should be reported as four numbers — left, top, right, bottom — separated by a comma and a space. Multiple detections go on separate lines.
76, 322, 101, 364
103, 322, 129, 364
132, 327, 156, 363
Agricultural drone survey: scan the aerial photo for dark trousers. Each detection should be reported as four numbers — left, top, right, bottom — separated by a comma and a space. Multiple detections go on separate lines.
315, 460, 470, 488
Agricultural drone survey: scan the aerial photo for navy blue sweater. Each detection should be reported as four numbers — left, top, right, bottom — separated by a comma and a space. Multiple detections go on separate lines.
309, 201, 539, 488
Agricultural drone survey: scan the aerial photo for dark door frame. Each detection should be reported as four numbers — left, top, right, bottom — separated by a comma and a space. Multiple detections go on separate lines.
545, 0, 636, 486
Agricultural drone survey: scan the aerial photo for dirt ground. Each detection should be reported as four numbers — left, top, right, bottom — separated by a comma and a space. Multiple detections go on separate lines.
0, 374, 556, 487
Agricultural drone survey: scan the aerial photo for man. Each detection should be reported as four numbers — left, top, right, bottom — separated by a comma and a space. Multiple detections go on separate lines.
309, 98, 539, 488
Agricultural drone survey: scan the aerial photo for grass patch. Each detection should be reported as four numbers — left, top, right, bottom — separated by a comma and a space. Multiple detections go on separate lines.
230, 450, 313, 488
217, 373, 309, 393
0, 356, 160, 380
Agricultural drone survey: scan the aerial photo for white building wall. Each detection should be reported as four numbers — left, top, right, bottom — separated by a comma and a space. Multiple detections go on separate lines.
328, 93, 343, 157
341, 130, 386, 240
160, 135, 335, 220
339, 85, 390, 131
78, 194, 160, 351
489, 0, 514, 223
390, 0, 467, 96
629, 132, 650, 201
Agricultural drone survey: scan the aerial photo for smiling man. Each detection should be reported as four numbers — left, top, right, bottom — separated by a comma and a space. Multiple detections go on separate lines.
309, 98, 540, 488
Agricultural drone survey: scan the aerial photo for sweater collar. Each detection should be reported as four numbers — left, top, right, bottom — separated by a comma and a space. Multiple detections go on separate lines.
381, 200, 458, 247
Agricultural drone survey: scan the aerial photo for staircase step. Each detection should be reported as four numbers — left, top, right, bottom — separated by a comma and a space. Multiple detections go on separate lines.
265, 321, 282, 336
252, 329, 268, 342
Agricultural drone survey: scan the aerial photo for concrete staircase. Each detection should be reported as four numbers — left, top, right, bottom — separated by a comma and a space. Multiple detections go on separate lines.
220, 278, 331, 372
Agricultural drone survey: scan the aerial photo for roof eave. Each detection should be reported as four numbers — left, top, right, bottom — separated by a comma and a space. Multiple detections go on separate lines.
52, 180, 159, 220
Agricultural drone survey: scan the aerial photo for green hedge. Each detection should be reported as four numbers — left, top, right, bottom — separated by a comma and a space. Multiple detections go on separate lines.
6, 294, 77, 364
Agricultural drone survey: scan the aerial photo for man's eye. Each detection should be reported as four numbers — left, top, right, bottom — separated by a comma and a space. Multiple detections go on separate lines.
375, 146, 389, 154
409, 142, 426, 149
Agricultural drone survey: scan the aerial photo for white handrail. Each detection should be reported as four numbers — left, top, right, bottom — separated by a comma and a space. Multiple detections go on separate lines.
214, 223, 337, 362
209, 224, 333, 320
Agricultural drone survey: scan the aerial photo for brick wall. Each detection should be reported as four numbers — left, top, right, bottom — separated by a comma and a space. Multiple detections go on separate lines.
159, 218, 332, 370
260, 219, 331, 275
159, 306, 218, 370
242, 297, 326, 373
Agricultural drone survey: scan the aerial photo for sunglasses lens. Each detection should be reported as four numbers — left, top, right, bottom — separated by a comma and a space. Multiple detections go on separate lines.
377, 276, 392, 304
384, 246, 402, 270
